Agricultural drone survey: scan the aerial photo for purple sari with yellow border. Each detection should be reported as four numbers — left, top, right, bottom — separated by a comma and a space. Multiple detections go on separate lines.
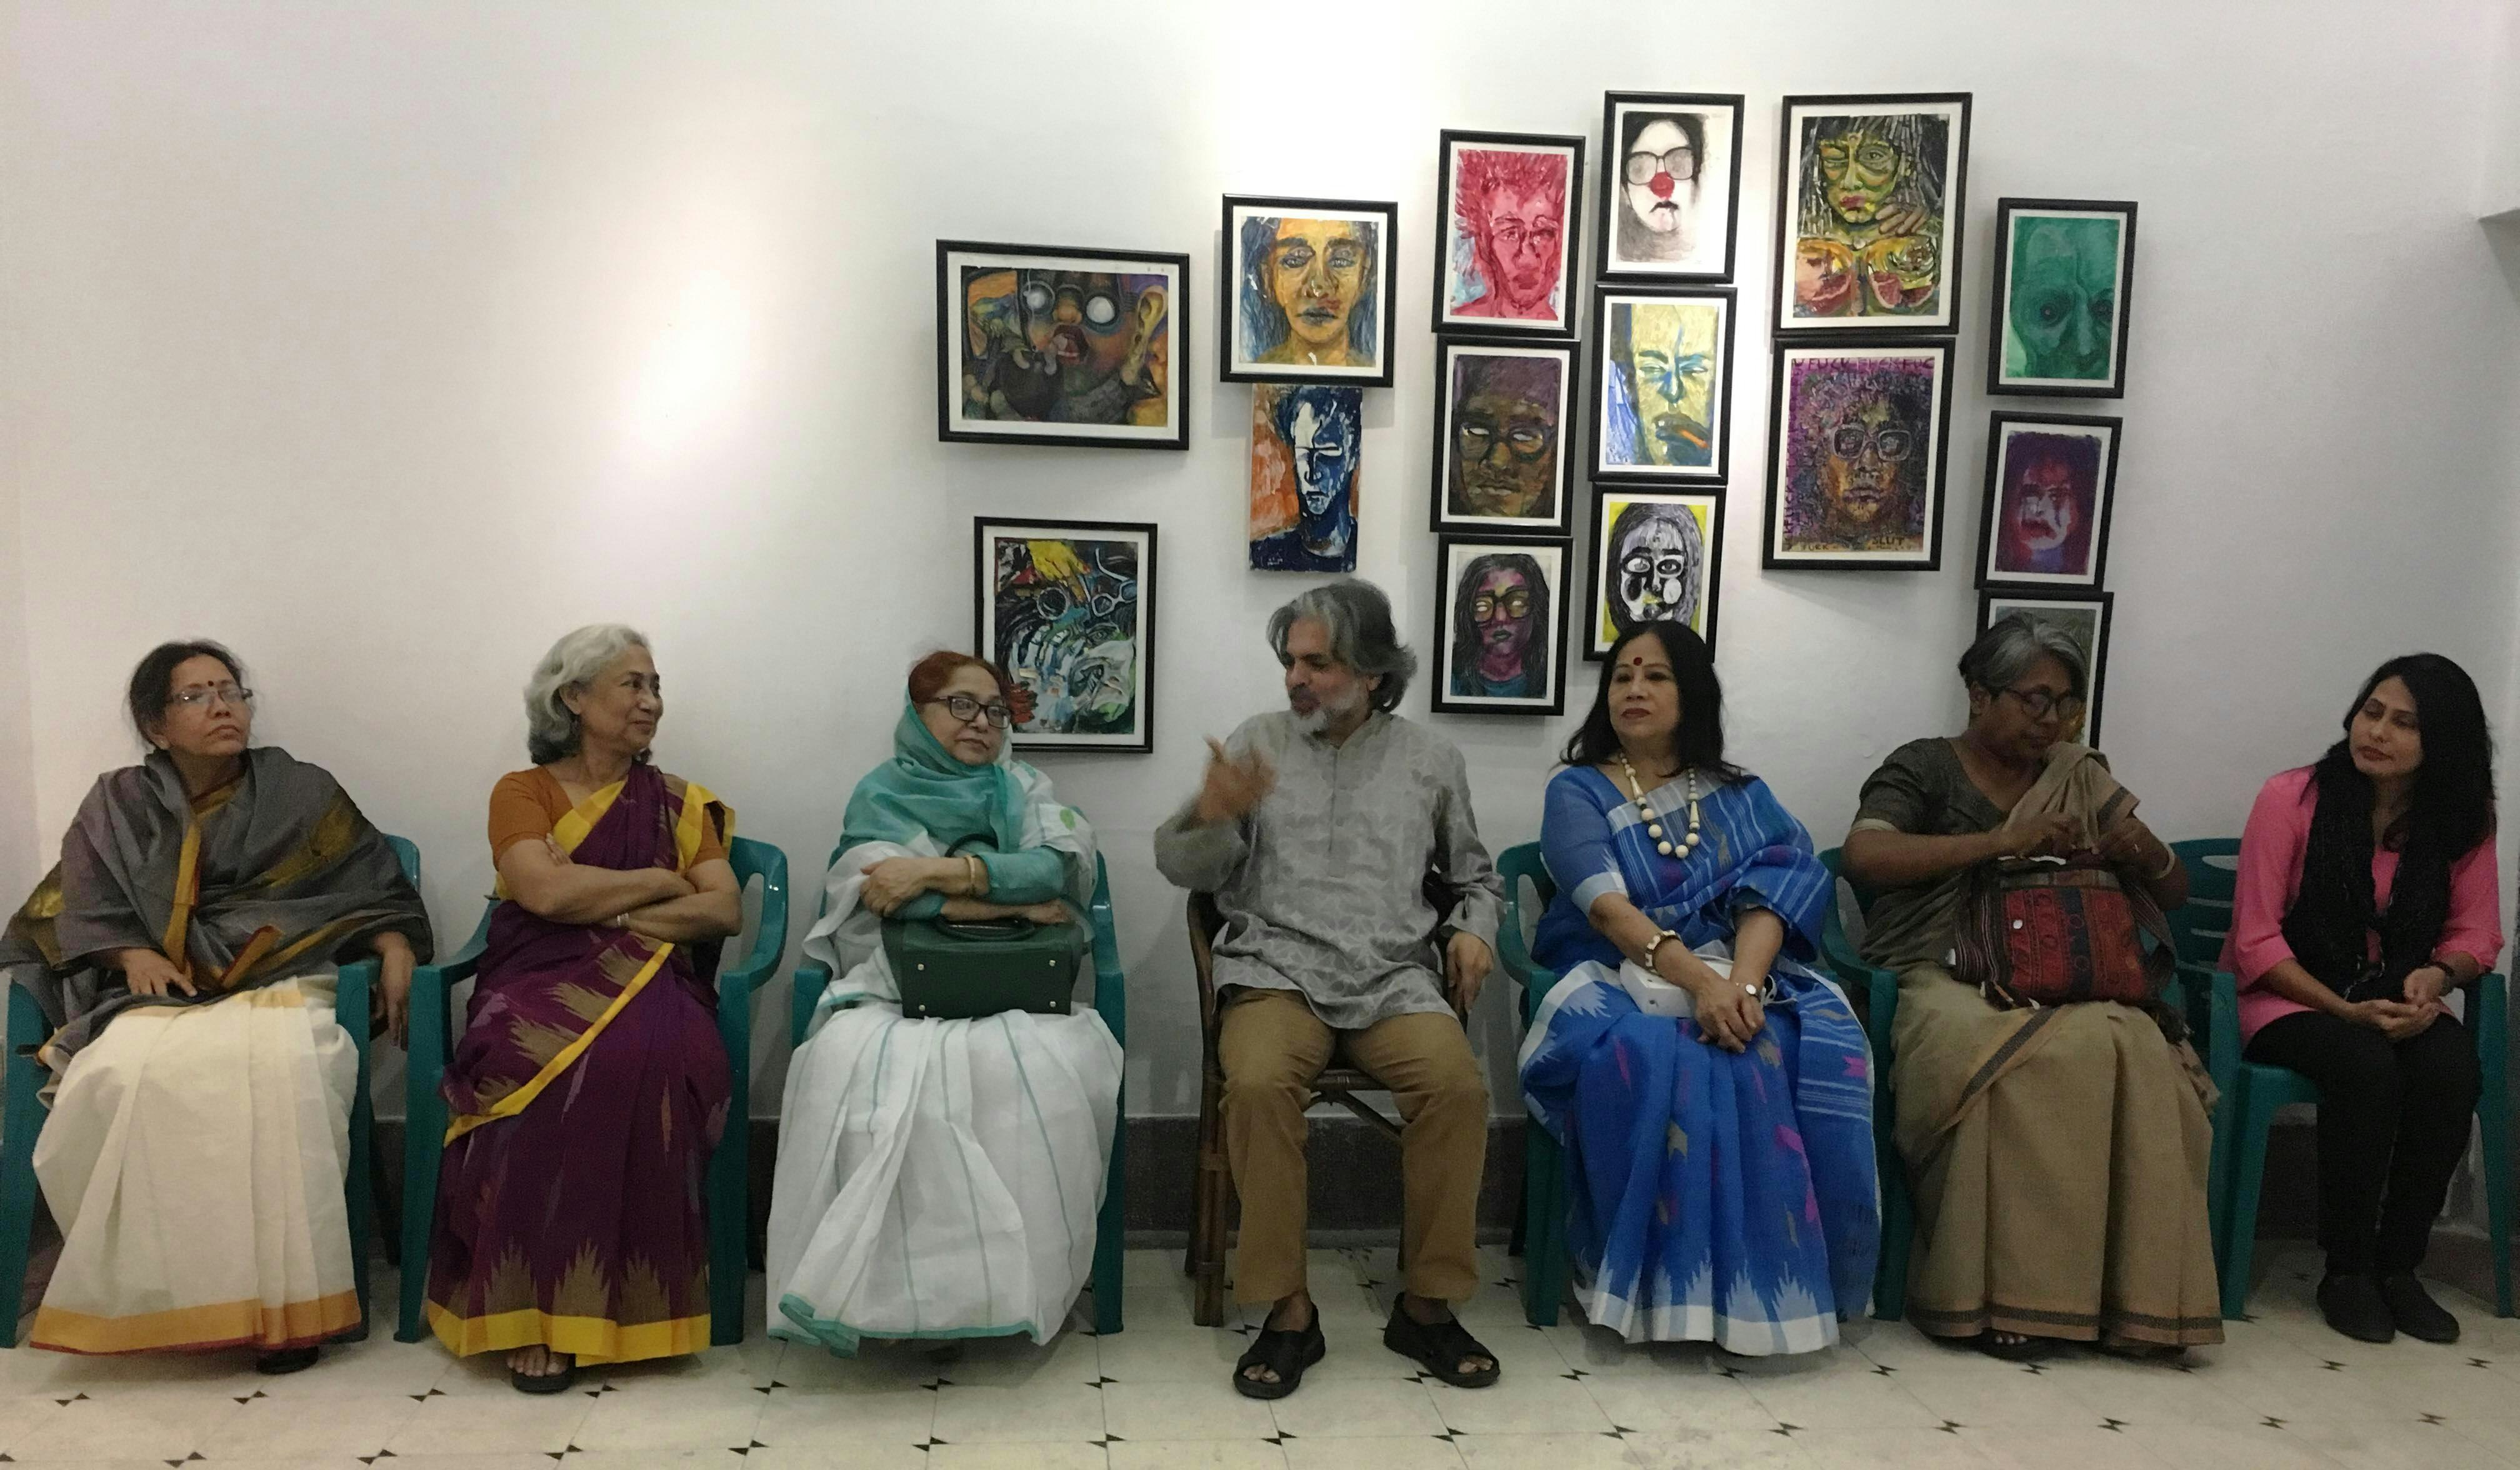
423, 762, 732, 1364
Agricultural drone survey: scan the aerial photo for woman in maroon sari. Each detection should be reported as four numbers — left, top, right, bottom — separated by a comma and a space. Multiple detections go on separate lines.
424, 624, 739, 1392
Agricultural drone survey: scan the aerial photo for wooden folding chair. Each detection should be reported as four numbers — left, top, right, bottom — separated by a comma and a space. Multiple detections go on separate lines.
1183, 885, 1453, 1328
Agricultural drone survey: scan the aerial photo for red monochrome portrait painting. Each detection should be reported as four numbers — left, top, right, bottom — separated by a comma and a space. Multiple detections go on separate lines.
1434, 131, 1584, 338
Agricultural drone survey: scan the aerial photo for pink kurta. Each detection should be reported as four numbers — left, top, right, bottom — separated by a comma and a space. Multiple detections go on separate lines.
2221, 766, 2503, 1042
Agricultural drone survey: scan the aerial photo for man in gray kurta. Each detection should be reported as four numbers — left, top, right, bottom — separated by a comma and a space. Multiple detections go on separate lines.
1156, 579, 1504, 1399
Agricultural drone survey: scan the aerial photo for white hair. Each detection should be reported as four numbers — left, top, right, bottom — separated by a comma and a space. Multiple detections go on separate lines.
524, 623, 651, 764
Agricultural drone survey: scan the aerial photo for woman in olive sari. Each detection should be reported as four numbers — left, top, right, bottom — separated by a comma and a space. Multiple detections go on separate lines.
422, 625, 739, 1392
1844, 616, 2219, 1359
0, 641, 431, 1371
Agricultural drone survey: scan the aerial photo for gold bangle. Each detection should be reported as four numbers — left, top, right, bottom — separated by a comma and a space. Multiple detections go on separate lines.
965, 854, 985, 894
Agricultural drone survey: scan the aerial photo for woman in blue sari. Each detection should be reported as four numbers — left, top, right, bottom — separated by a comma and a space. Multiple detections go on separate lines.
1519, 622, 1877, 1354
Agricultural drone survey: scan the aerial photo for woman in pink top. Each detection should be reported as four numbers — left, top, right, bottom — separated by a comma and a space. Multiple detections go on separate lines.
2225, 653, 2500, 1346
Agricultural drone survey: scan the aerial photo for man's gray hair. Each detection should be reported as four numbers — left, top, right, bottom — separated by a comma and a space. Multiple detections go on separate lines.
524, 623, 651, 764
1266, 579, 1417, 712
1958, 612, 2088, 700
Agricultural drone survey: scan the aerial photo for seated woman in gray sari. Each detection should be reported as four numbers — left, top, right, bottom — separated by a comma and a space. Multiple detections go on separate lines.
1842, 616, 2216, 1360
0, 641, 430, 1371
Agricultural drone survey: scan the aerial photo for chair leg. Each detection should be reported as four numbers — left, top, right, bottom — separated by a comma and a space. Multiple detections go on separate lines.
706, 1111, 749, 1347
1520, 1122, 1566, 1328
2220, 1079, 2276, 1322
342, 1054, 375, 1344
0, 1051, 47, 1349
1092, 1080, 1126, 1336
1190, 1078, 1229, 1328
2476, 1081, 2513, 1318
1871, 1115, 1910, 1322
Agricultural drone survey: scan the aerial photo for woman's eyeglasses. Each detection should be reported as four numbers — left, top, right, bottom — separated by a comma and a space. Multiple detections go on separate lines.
928, 694, 1014, 729
1999, 686, 2086, 722
167, 683, 254, 711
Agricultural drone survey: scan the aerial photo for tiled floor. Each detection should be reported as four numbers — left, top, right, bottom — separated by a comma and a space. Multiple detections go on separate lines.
1, 1243, 2515, 1469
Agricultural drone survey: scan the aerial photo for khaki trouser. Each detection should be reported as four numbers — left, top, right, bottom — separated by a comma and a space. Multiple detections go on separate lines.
1218, 987, 1488, 1306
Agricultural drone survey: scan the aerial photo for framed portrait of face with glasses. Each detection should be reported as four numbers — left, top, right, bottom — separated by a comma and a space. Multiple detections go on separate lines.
1585, 490, 1722, 660
1596, 92, 1744, 282
972, 516, 1159, 754
1431, 535, 1568, 717
1762, 338, 1953, 571
1431, 336, 1575, 535
1978, 589, 2114, 746
1588, 285, 1734, 484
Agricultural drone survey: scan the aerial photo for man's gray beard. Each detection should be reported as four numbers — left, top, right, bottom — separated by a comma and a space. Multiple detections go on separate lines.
1289, 688, 1362, 736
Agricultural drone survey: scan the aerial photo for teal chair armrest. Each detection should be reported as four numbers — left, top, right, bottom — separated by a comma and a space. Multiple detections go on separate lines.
397, 912, 486, 1340
1088, 856, 1126, 1047
720, 839, 790, 998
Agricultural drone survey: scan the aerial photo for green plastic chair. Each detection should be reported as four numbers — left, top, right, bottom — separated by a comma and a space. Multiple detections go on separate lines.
1813, 847, 1912, 1322
1492, 842, 1569, 1327
0, 833, 418, 1348
786, 848, 1129, 1338
396, 836, 789, 1346
2178, 838, 2515, 1319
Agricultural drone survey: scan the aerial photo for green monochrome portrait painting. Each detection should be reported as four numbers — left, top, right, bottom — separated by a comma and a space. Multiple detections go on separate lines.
1987, 199, 2138, 398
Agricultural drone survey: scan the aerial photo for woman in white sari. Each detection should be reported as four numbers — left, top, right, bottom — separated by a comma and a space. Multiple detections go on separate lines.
768, 652, 1122, 1354
0, 641, 429, 1372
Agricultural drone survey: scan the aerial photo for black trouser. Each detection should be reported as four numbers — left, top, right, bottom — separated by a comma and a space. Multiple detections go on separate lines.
2246, 1009, 2481, 1274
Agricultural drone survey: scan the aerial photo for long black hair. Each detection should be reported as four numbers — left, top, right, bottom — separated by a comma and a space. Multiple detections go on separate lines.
1559, 621, 1748, 784
2284, 652, 2496, 995
2322, 652, 2496, 858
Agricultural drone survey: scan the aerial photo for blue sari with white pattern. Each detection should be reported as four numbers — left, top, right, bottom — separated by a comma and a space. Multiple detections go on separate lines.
1518, 766, 1878, 1354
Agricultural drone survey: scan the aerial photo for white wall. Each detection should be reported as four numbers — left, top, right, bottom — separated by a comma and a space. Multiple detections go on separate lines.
0, 471, 32, 909
2485, 0, 2520, 219
7, 0, 2518, 1120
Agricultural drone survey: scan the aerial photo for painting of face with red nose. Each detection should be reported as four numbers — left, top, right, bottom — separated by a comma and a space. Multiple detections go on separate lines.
1599, 96, 1742, 281
1978, 414, 2121, 590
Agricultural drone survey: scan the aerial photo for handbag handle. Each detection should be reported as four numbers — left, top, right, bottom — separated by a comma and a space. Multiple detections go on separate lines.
934, 917, 1036, 941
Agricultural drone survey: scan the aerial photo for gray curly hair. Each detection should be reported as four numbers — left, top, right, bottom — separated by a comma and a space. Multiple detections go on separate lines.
524, 623, 651, 764
1266, 578, 1418, 712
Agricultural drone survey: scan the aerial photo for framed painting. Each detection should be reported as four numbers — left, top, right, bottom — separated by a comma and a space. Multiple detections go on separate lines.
1432, 130, 1585, 337
1988, 198, 2138, 398
1978, 589, 2114, 745
1976, 411, 2122, 591
1431, 536, 1568, 716
1585, 489, 1722, 659
972, 517, 1158, 753
1596, 91, 1745, 282
1429, 335, 1575, 535
1250, 384, 1362, 572
1772, 93, 1972, 334
1219, 195, 1399, 386
937, 241, 1189, 451
1588, 285, 1735, 483
1762, 338, 1954, 570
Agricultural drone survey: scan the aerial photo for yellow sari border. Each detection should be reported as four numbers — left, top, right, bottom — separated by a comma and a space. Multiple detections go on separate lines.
443, 939, 676, 1144
423, 1299, 707, 1364
31, 1289, 359, 1355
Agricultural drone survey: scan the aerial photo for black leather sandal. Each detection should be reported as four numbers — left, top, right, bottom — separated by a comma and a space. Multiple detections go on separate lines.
1231, 1316, 1325, 1400
1383, 1301, 1500, 1388
254, 1346, 319, 1376
510, 1358, 578, 1394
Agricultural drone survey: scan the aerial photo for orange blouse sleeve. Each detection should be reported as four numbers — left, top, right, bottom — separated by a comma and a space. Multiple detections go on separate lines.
488, 769, 562, 863
692, 794, 731, 868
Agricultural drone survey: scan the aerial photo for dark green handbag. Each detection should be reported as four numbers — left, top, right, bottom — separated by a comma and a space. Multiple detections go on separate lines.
884, 914, 1084, 1021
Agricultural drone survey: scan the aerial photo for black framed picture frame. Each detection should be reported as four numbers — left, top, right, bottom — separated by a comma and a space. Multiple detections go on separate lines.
1976, 411, 2124, 591
1432, 129, 1586, 338
1584, 488, 1723, 659
1596, 91, 1746, 283
1986, 198, 2138, 398
972, 516, 1159, 753
1978, 589, 2114, 745
1588, 284, 1736, 484
1219, 195, 1399, 386
1761, 336, 1956, 571
1771, 92, 1972, 336
937, 241, 1191, 451
1429, 334, 1576, 535
1429, 534, 1569, 716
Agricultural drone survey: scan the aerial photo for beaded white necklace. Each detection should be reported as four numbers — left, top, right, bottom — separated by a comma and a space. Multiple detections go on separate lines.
1615, 750, 1700, 858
